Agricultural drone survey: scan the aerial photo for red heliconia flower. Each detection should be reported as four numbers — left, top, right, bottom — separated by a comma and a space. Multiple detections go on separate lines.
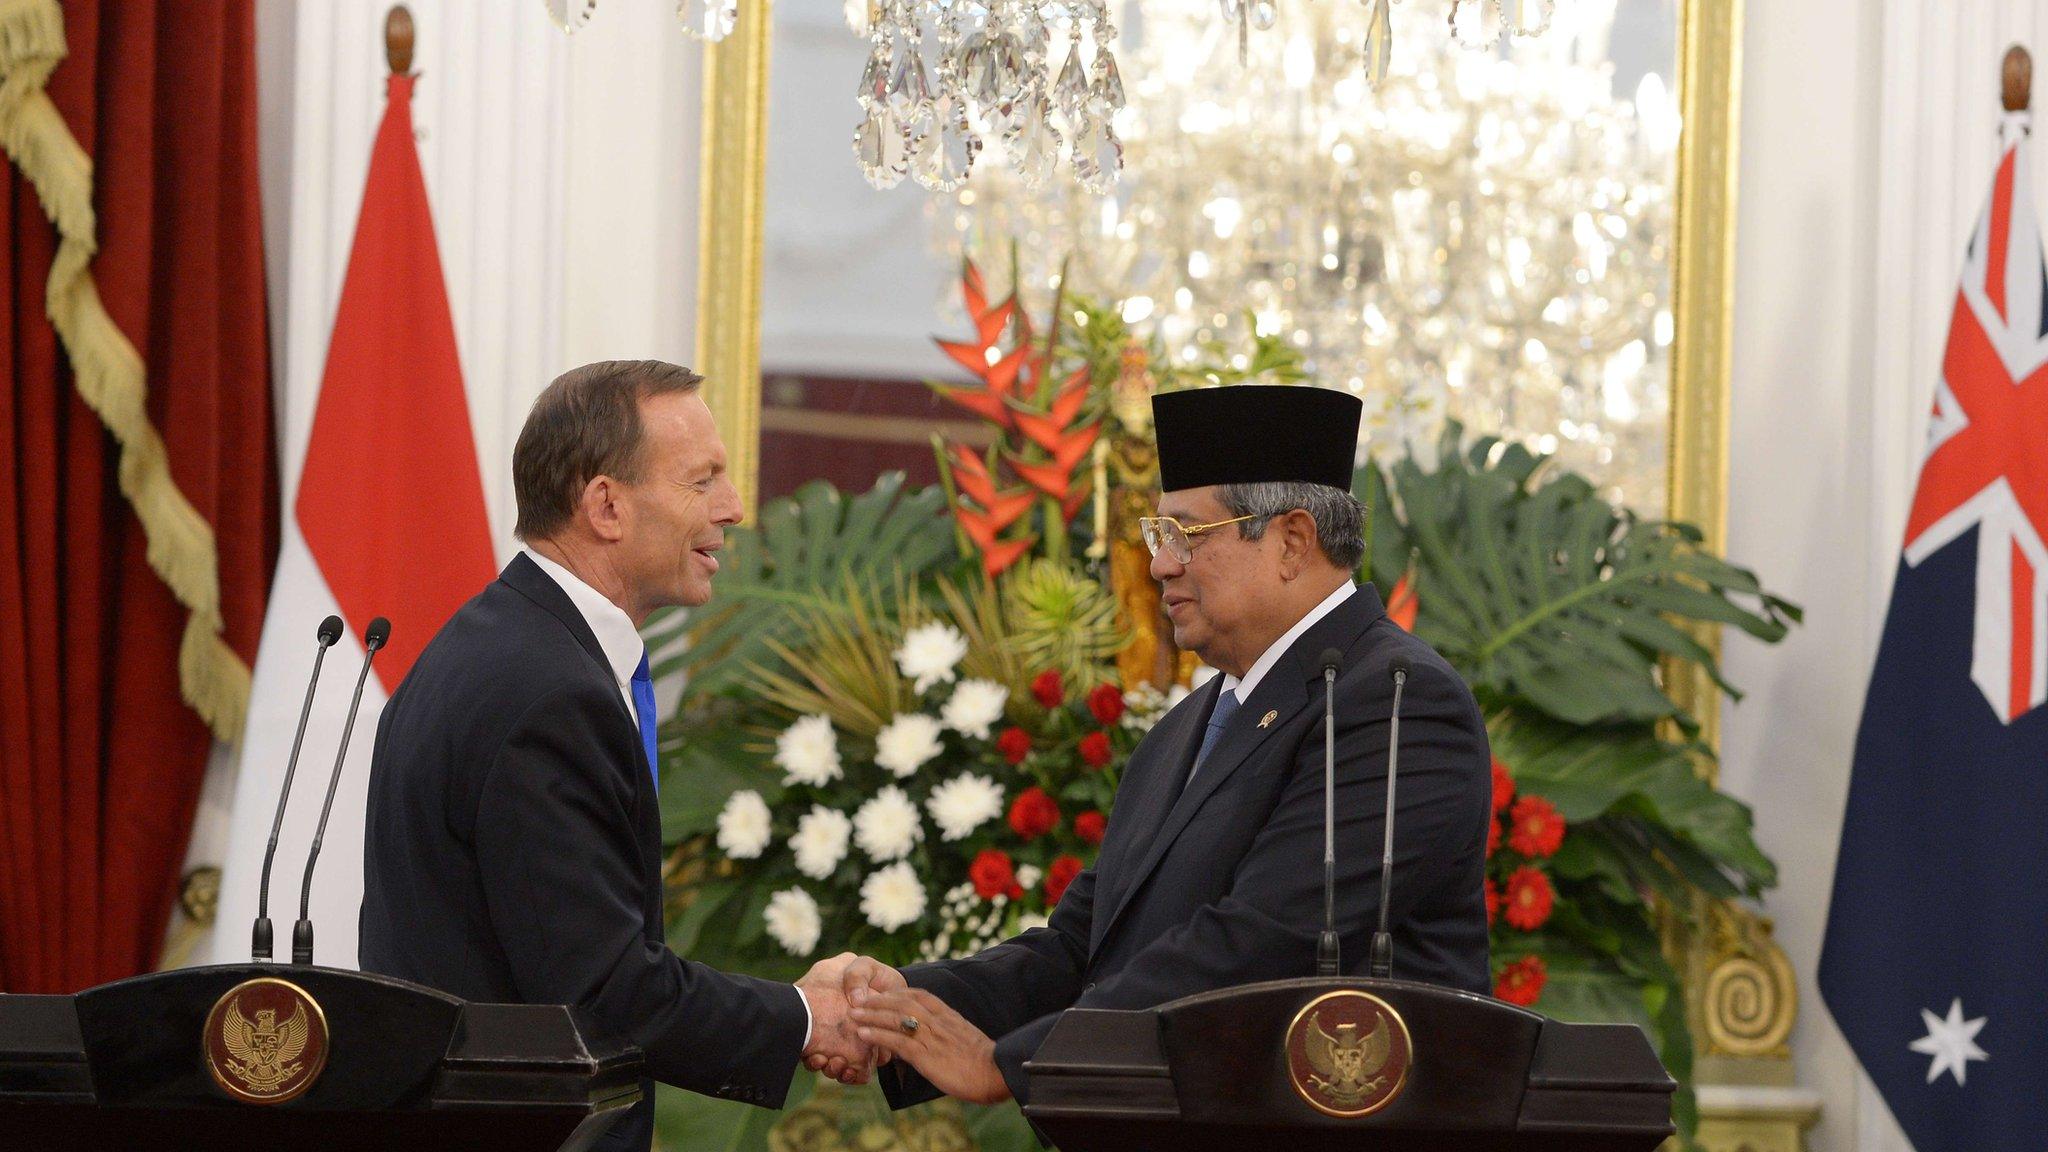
1484, 877, 1500, 925
1387, 571, 1419, 632
1006, 452, 1078, 502
1503, 866, 1555, 932
1078, 731, 1113, 769
1491, 756, 1514, 815
1074, 810, 1107, 846
1008, 786, 1060, 840
1087, 683, 1126, 725
970, 849, 1017, 900
1508, 795, 1567, 859
1045, 854, 1084, 905
1494, 955, 1547, 1007
1031, 669, 1065, 708
978, 536, 1037, 578
997, 726, 1033, 765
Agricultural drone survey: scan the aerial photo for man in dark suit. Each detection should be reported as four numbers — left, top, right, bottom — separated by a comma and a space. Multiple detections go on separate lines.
359, 361, 870, 1152
829, 385, 1493, 1108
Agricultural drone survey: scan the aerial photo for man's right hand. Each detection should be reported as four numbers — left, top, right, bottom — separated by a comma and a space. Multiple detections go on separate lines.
798, 954, 908, 1081
795, 953, 873, 1085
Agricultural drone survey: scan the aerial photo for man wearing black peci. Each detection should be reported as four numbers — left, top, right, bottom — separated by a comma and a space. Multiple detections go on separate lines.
826, 384, 1494, 1109
359, 361, 872, 1152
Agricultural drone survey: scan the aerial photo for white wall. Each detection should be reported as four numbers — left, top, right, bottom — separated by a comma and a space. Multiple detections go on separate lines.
1721, 5, 2048, 1152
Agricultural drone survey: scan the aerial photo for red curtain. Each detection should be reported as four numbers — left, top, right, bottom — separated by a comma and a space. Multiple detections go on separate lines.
0, 1, 276, 993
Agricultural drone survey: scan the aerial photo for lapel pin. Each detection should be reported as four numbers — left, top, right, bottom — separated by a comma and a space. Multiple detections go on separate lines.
1258, 710, 1278, 729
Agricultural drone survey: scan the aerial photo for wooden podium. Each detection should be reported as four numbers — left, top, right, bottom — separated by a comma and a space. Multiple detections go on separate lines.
0, 963, 642, 1151
1022, 977, 1674, 1151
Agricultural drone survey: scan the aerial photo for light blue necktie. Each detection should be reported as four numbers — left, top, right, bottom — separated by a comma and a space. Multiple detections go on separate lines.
1189, 687, 1241, 786
632, 652, 659, 791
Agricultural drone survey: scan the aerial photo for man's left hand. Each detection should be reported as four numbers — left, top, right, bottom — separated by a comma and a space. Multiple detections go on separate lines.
849, 987, 1010, 1105
795, 953, 872, 1085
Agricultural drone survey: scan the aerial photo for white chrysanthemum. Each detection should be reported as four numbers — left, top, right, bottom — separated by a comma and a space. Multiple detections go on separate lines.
860, 861, 928, 932
941, 678, 1009, 739
789, 805, 853, 880
853, 785, 925, 861
764, 887, 822, 957
775, 714, 842, 787
895, 622, 969, 694
714, 790, 772, 859
1016, 912, 1050, 932
926, 773, 1005, 841
1015, 863, 1043, 890
874, 712, 946, 778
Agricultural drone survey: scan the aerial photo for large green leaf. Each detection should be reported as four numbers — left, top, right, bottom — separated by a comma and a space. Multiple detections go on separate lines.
1489, 707, 1776, 895
643, 474, 958, 698
1357, 423, 1800, 726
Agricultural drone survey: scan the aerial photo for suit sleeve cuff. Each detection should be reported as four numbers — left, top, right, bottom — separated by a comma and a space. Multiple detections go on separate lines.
795, 982, 814, 1050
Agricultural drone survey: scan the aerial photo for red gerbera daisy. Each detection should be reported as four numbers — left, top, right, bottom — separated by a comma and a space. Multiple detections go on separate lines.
1494, 955, 1547, 1006
1507, 795, 1566, 859
1503, 866, 1554, 931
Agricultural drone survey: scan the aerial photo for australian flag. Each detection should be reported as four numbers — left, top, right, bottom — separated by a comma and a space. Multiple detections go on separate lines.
1819, 120, 2048, 1149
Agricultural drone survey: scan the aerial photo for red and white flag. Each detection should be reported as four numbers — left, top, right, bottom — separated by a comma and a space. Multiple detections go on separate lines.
210, 74, 497, 967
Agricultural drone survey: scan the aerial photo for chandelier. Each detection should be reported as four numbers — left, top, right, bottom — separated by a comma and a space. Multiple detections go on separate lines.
851, 1, 1129, 193
940, 0, 1679, 506
543, 0, 740, 40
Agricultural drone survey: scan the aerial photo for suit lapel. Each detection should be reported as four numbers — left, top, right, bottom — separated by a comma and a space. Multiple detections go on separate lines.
1094, 585, 1389, 952
501, 553, 636, 731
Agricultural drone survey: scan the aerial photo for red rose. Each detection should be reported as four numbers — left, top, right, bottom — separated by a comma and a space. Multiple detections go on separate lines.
997, 726, 1033, 765
1008, 786, 1060, 840
1086, 683, 1126, 725
1486, 815, 1501, 858
1045, 854, 1084, 905
1491, 756, 1514, 814
1074, 810, 1107, 846
1078, 731, 1113, 769
1484, 877, 1500, 925
1031, 669, 1065, 709
1508, 795, 1566, 859
969, 849, 1017, 900
1494, 955, 1547, 1007
1503, 865, 1554, 931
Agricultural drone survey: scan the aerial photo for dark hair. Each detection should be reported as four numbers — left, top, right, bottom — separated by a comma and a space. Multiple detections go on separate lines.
1217, 481, 1367, 570
513, 359, 704, 540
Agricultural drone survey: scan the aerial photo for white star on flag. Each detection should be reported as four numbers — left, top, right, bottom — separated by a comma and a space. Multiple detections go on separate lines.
1908, 999, 1989, 1086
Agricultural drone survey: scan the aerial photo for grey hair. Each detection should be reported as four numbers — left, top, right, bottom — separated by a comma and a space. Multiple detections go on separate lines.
1217, 481, 1366, 570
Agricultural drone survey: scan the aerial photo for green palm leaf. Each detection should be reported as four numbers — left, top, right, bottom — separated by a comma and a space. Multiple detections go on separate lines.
1360, 423, 1801, 726
644, 473, 958, 697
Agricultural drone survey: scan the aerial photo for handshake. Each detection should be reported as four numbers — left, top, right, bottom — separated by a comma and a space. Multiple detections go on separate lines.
790, 953, 1010, 1105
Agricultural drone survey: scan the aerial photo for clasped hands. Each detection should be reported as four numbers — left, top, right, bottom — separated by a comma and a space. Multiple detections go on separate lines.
793, 953, 1009, 1103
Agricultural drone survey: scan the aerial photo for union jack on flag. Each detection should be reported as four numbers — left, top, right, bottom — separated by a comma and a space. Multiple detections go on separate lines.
1821, 120, 2048, 1151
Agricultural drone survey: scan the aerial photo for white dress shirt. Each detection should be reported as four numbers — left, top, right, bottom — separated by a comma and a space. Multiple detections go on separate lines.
521, 549, 813, 1045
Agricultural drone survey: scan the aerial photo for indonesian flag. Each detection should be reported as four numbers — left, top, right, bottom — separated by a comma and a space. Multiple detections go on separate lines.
209, 74, 497, 968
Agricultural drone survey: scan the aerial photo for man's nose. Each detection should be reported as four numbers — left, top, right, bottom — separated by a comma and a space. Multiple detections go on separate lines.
717, 477, 744, 527
1149, 547, 1183, 581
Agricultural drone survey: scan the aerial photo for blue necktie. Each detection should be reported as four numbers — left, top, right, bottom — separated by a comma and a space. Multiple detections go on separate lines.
1189, 687, 1241, 786
632, 653, 659, 791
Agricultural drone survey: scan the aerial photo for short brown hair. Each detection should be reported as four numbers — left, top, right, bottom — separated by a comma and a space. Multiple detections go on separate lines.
513, 359, 704, 540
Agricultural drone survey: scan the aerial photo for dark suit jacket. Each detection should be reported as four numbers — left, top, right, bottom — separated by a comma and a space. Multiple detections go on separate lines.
360, 553, 808, 1152
880, 583, 1492, 1110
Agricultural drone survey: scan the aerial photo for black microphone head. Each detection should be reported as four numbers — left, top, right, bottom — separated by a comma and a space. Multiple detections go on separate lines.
364, 617, 392, 651
1318, 647, 1344, 674
1390, 655, 1412, 681
316, 615, 344, 646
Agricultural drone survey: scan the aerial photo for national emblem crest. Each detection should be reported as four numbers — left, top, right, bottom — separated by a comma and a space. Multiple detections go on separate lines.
1283, 989, 1413, 1118
203, 977, 330, 1104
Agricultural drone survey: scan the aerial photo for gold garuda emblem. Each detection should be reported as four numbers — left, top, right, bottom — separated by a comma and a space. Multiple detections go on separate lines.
1284, 990, 1413, 1118
203, 977, 329, 1104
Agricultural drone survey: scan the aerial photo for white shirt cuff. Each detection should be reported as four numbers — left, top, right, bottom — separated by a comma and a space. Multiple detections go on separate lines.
797, 983, 814, 1050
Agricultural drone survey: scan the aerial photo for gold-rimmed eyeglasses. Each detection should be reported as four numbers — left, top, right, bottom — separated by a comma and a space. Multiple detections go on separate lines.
1138, 514, 1263, 565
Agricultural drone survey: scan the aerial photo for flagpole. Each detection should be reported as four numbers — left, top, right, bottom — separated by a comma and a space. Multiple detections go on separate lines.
386, 6, 414, 77
2005, 45, 2030, 115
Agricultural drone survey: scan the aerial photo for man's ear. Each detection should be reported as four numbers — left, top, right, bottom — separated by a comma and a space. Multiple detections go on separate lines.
1277, 509, 1320, 578
581, 475, 625, 542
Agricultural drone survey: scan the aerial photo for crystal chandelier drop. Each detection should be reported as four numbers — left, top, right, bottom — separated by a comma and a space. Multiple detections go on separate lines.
542, 0, 740, 42
852, 1, 1128, 194
940, 0, 1679, 506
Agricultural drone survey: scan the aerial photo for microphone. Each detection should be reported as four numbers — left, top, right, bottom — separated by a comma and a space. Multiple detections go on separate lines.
1370, 655, 1412, 979
252, 615, 344, 961
292, 616, 389, 965
1316, 648, 1344, 977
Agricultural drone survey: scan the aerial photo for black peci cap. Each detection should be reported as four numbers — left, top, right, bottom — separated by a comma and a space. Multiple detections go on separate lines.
1152, 385, 1363, 492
